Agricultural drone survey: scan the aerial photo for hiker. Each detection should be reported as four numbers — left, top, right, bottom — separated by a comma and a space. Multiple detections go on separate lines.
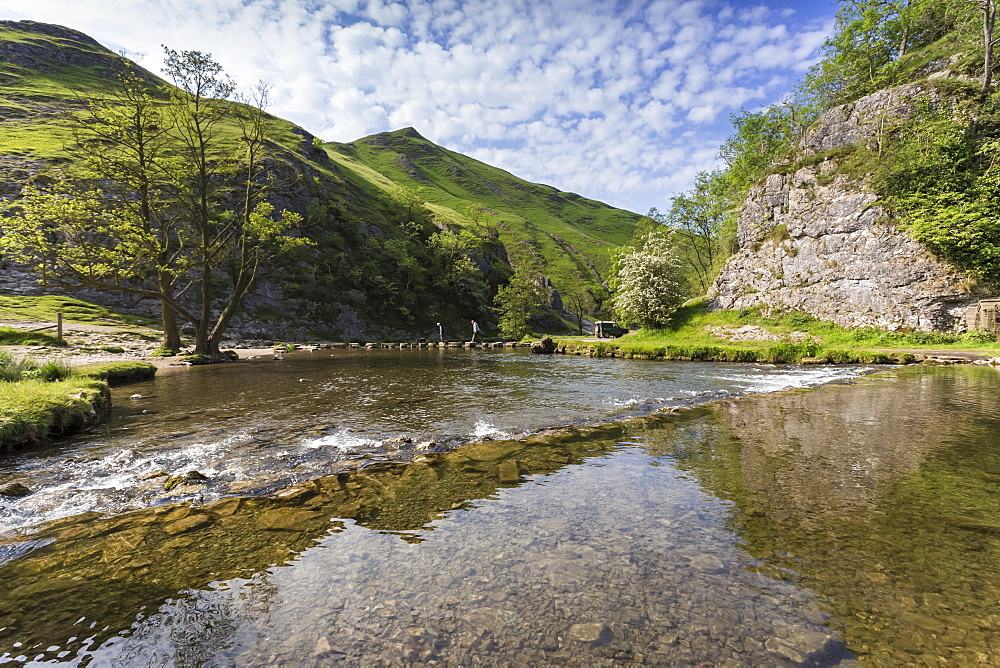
470, 320, 483, 343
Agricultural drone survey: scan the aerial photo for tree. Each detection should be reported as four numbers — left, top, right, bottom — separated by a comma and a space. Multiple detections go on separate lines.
388, 184, 428, 225
980, 0, 998, 91
656, 170, 730, 294
610, 227, 686, 330
464, 203, 501, 240
494, 266, 546, 339
1, 65, 185, 350
802, 0, 919, 106
429, 226, 488, 313
563, 286, 596, 335
1, 49, 306, 358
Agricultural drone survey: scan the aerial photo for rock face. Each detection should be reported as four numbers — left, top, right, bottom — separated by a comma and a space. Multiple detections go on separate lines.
710, 83, 982, 331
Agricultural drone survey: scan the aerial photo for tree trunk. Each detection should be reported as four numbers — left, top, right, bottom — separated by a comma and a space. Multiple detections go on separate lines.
160, 300, 181, 351
897, 0, 911, 59
193, 321, 209, 355
985, 0, 997, 92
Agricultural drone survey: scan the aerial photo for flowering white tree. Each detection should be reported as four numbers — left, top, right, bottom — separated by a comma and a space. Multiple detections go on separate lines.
610, 227, 687, 329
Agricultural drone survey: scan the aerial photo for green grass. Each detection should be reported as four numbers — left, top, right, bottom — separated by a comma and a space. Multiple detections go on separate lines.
558, 301, 999, 364
74, 361, 156, 385
0, 325, 67, 347
0, 352, 150, 451
0, 294, 156, 327
329, 128, 641, 296
0, 351, 72, 382
0, 377, 109, 452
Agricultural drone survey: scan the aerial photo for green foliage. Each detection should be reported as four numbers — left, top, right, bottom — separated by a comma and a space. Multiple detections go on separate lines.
799, 0, 978, 109
720, 106, 805, 190
494, 267, 546, 339
654, 170, 730, 294
610, 227, 687, 329
868, 96, 1000, 283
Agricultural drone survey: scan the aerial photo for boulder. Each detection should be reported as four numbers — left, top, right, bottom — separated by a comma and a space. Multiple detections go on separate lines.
163, 470, 211, 492
530, 336, 557, 354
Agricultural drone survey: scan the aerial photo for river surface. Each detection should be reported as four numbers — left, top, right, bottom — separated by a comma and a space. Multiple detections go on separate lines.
0, 351, 998, 665
0, 349, 861, 534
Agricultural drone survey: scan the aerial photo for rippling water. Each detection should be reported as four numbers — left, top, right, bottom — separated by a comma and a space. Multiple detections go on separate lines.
0, 349, 864, 533
1, 356, 998, 665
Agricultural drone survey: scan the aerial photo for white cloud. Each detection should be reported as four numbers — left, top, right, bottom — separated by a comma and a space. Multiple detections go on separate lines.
0, 0, 833, 213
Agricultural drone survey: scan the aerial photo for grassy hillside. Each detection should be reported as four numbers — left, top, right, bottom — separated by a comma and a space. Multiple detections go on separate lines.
0, 20, 639, 337
329, 128, 639, 293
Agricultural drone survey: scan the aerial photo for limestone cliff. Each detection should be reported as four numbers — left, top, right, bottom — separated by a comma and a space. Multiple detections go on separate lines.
709, 82, 983, 332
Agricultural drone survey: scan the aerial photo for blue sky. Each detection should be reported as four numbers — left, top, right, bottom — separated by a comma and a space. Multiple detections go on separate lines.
1, 0, 837, 214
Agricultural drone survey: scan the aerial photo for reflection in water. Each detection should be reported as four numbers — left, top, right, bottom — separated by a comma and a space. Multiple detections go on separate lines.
0, 365, 997, 665
0, 427, 849, 666
671, 366, 1000, 665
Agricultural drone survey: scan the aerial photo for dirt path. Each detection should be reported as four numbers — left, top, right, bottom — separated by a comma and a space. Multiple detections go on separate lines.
0, 320, 278, 370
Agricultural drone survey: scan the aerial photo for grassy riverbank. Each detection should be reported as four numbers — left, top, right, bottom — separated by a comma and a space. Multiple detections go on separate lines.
0, 358, 156, 453
0, 376, 110, 452
558, 302, 1000, 364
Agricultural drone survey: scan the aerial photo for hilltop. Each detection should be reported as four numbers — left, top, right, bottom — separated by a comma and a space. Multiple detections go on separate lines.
0, 20, 640, 341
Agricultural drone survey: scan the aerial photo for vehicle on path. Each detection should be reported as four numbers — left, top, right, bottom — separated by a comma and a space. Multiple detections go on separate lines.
593, 321, 627, 338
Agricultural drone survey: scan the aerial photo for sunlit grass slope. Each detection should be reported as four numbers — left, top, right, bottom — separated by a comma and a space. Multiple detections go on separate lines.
328, 128, 642, 291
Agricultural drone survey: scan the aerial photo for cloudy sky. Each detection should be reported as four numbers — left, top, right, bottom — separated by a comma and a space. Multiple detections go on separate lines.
2, 0, 836, 214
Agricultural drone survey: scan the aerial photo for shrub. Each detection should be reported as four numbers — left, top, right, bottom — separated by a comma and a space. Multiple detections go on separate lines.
26, 361, 73, 382
961, 330, 998, 344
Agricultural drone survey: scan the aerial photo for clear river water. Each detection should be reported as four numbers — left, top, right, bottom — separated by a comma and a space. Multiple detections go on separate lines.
0, 349, 998, 666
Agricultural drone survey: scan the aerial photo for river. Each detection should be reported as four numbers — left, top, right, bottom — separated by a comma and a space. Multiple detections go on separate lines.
0, 350, 997, 665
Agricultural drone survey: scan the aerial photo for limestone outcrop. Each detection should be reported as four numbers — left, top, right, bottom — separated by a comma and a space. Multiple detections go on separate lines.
709, 83, 983, 331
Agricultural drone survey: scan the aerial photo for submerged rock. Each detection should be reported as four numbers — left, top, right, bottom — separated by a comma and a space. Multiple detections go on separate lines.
766, 624, 845, 664
0, 482, 31, 497
568, 622, 614, 646
163, 470, 211, 492
690, 553, 727, 574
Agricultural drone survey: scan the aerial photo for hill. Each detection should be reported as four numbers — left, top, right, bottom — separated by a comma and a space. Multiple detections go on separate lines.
328, 128, 639, 292
0, 20, 639, 341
